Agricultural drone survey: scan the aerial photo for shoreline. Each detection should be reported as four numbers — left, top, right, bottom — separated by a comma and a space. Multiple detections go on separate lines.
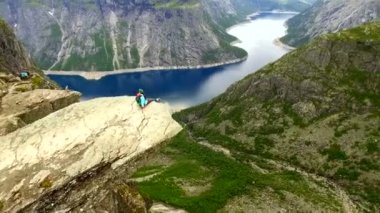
44, 10, 296, 81
44, 57, 247, 80
249, 10, 299, 19
273, 38, 296, 51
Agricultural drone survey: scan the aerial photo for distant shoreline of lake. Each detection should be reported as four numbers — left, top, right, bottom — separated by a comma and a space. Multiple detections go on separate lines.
46, 11, 296, 81
44, 57, 247, 80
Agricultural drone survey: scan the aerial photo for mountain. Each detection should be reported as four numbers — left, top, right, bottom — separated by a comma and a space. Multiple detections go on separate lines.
0, 17, 55, 89
0, 0, 312, 71
174, 22, 380, 211
0, 17, 80, 136
0, 17, 58, 93
0, 17, 31, 75
281, 0, 380, 47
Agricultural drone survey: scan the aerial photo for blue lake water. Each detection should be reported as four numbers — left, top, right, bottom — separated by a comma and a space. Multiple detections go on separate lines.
49, 13, 294, 107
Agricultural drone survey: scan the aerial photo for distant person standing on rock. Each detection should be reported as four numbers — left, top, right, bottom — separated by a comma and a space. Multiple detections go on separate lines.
135, 89, 160, 108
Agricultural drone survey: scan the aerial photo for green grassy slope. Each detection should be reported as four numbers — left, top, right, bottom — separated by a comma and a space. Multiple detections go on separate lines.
132, 131, 344, 212
174, 22, 380, 211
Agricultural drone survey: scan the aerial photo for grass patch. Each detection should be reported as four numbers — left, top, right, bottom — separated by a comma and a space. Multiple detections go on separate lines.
254, 136, 274, 158
364, 186, 380, 206
256, 125, 285, 135
334, 168, 361, 181
135, 130, 340, 211
321, 144, 347, 161
191, 127, 255, 158
39, 178, 53, 188
31, 75, 44, 89
136, 131, 254, 212
131, 165, 164, 178
358, 158, 379, 171
283, 103, 306, 127
366, 139, 379, 154
150, 0, 200, 9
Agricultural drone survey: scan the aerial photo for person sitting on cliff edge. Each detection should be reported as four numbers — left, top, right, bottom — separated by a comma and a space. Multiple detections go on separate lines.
135, 89, 160, 108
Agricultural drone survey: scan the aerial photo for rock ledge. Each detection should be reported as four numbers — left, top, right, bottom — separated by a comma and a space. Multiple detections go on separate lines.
0, 96, 182, 212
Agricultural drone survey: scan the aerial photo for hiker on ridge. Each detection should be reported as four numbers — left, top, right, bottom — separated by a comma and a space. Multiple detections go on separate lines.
135, 89, 160, 108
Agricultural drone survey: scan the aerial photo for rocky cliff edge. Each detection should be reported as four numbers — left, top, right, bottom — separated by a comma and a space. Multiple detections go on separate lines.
0, 96, 182, 212
0, 89, 81, 136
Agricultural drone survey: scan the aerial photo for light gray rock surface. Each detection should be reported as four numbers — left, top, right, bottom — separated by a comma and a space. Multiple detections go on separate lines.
0, 89, 80, 135
0, 96, 182, 212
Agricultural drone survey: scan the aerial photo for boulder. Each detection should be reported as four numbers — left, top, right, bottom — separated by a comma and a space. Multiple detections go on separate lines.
0, 89, 81, 135
0, 73, 18, 83
10, 81, 33, 93
0, 96, 182, 212
291, 101, 317, 122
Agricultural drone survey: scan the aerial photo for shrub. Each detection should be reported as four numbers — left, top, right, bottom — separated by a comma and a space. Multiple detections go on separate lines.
39, 178, 53, 188
334, 168, 360, 181
321, 144, 347, 161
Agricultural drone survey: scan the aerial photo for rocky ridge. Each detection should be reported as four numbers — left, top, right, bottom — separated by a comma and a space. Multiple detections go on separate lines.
281, 0, 380, 47
0, 96, 182, 212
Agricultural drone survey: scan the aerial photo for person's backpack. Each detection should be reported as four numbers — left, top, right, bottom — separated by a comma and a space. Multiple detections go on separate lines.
20, 71, 29, 79
135, 93, 142, 105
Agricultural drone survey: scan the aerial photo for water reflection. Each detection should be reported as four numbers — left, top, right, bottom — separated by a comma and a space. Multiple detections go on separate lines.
49, 13, 294, 107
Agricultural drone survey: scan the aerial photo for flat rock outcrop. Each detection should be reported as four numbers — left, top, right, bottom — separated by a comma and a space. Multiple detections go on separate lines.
0, 96, 182, 212
0, 89, 80, 135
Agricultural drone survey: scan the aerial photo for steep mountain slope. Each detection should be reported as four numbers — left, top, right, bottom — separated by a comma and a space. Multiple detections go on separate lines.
281, 0, 380, 47
0, 18, 31, 75
176, 22, 380, 211
0, 0, 311, 71
0, 18, 80, 136
0, 18, 56, 93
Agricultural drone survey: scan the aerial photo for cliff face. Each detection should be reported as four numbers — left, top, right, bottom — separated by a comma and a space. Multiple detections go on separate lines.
0, 97, 182, 212
0, 18, 31, 75
281, 0, 380, 47
0, 17, 56, 91
0, 17, 80, 135
0, 0, 311, 71
0, 89, 80, 136
176, 22, 380, 211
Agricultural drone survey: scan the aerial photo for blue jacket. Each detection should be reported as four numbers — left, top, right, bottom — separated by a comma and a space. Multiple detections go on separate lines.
140, 94, 148, 107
